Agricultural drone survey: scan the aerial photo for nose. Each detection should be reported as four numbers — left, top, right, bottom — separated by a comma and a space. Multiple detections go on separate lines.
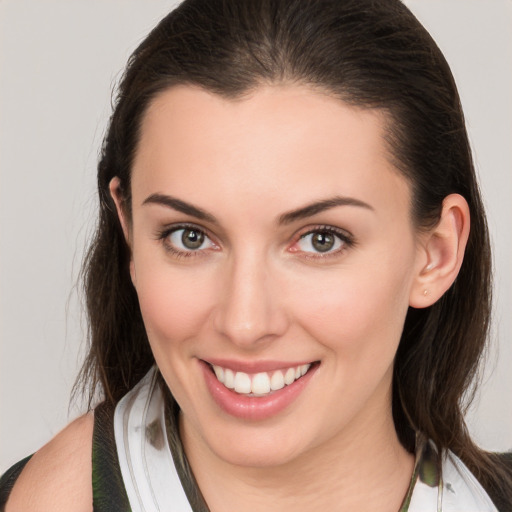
212, 251, 288, 349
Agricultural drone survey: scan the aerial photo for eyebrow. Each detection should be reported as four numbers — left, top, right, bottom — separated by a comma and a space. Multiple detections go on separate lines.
142, 193, 218, 223
278, 196, 374, 225
142, 193, 373, 225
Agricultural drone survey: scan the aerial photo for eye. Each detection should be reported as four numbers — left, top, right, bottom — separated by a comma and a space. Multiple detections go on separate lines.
159, 225, 217, 256
292, 227, 354, 256
170, 228, 208, 250
298, 231, 340, 253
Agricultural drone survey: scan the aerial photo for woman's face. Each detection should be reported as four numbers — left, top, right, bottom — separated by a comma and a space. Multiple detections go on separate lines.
124, 84, 425, 468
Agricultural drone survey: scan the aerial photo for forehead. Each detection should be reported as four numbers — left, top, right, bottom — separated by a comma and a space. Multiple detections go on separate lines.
131, 84, 410, 220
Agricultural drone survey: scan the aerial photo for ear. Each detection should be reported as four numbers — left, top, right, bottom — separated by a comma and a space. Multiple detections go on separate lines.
409, 194, 470, 308
109, 177, 136, 285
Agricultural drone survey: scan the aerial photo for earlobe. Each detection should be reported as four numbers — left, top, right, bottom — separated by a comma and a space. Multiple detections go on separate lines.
409, 194, 470, 308
109, 177, 137, 286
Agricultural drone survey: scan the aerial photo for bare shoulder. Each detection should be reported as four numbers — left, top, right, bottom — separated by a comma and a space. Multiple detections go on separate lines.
6, 412, 94, 512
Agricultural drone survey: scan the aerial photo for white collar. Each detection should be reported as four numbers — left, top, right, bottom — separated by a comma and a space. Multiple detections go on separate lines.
406, 435, 498, 512
114, 367, 192, 511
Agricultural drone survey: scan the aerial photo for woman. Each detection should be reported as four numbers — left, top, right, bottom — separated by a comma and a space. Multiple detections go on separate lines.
1, 0, 511, 510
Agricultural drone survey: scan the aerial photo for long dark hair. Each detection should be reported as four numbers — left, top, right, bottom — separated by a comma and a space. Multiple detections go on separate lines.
76, 0, 511, 501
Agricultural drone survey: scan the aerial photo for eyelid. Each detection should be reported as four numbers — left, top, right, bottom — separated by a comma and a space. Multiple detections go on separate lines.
289, 224, 355, 258
295, 224, 354, 242
156, 222, 219, 257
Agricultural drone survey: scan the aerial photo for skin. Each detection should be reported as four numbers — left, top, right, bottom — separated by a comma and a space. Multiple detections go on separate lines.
7, 84, 469, 511
6, 413, 94, 511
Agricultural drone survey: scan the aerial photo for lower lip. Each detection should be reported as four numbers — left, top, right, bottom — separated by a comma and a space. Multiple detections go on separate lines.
200, 360, 319, 421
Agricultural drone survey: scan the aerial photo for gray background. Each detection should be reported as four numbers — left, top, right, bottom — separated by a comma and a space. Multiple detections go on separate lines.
1, 0, 511, 472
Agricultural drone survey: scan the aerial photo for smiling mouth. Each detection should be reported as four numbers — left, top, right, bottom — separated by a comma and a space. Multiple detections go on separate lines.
206, 362, 317, 397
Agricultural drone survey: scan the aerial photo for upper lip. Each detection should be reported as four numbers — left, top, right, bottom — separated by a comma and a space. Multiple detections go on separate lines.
201, 358, 317, 373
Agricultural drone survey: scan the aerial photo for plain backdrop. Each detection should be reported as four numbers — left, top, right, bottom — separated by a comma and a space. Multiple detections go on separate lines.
1, 0, 511, 473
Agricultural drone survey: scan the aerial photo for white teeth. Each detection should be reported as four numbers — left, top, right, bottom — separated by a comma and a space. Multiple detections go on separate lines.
251, 372, 271, 395
211, 363, 313, 396
234, 372, 251, 394
213, 365, 224, 383
270, 370, 285, 391
284, 367, 296, 385
224, 368, 235, 389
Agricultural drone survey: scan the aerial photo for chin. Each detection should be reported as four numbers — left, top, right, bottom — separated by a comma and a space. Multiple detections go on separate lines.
210, 434, 307, 469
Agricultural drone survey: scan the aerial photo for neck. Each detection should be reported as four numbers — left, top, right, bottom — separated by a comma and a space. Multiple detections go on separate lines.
180, 400, 415, 512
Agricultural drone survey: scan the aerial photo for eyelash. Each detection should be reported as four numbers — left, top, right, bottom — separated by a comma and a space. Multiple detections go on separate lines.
156, 223, 218, 259
156, 223, 355, 260
292, 225, 355, 260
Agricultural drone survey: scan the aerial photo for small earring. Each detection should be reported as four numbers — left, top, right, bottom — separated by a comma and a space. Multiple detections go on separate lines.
423, 289, 429, 296
425, 263, 434, 272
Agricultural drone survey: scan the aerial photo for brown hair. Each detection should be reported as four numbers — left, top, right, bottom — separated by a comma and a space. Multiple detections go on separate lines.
76, 0, 511, 501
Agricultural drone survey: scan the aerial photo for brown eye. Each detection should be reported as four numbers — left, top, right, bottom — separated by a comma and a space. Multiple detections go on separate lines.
296, 229, 347, 255
311, 232, 335, 252
166, 227, 215, 253
182, 229, 204, 249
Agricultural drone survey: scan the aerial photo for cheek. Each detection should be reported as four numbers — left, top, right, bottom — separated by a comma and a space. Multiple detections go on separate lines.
289, 255, 414, 357
133, 259, 215, 347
